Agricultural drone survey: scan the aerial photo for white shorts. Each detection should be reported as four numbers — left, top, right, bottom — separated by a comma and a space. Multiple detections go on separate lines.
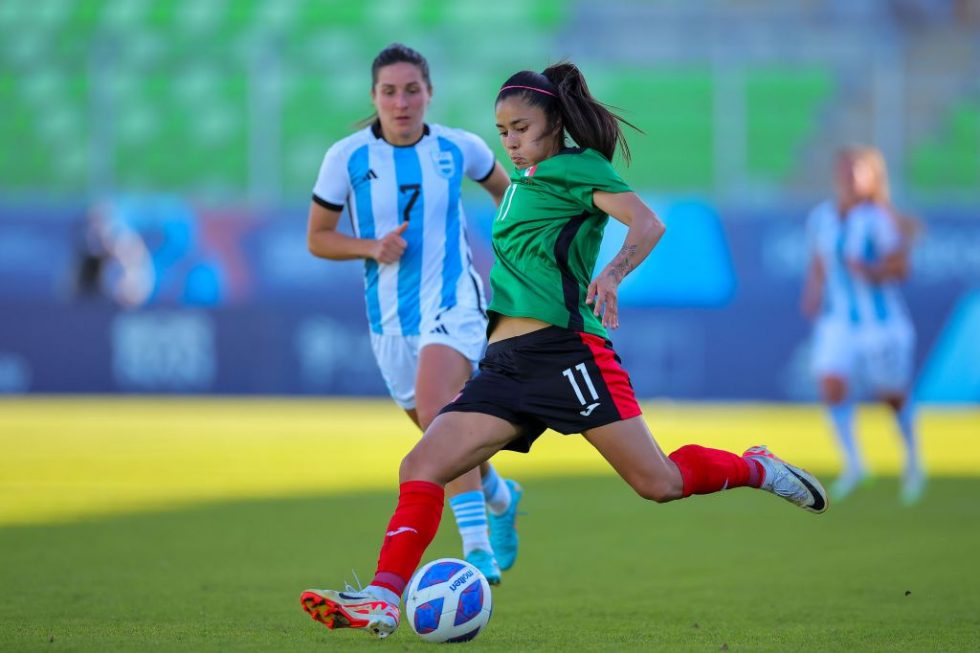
811, 316, 915, 394
810, 318, 858, 380
369, 305, 488, 409
856, 321, 916, 394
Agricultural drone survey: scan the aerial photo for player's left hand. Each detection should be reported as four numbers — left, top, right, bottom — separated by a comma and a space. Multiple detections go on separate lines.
586, 273, 620, 329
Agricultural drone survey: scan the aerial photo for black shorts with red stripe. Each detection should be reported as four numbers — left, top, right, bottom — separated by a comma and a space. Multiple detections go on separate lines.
440, 325, 642, 453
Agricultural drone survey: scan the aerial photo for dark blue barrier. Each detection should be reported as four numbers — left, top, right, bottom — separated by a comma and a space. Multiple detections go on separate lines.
1, 200, 977, 400
0, 303, 388, 395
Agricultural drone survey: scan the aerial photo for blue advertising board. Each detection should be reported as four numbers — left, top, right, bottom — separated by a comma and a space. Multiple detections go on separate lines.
1, 199, 977, 401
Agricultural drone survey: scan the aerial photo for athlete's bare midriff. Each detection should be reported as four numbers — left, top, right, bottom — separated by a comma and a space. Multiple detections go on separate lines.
487, 315, 552, 344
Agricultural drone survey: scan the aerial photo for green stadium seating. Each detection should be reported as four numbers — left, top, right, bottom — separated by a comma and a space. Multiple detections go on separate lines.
281, 71, 374, 196
908, 102, 980, 190
745, 67, 833, 180
0, 72, 90, 192
589, 68, 715, 189
112, 68, 248, 192
0, 0, 852, 197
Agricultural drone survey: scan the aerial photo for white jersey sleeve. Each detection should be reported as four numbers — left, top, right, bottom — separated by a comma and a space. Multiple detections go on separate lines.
454, 130, 496, 182
312, 141, 352, 209
805, 201, 827, 258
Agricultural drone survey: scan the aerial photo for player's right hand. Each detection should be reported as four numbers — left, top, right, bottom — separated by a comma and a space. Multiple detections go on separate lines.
587, 272, 621, 329
371, 222, 409, 264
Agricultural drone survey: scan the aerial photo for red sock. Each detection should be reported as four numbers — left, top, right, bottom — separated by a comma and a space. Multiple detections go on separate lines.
668, 444, 763, 498
371, 480, 444, 597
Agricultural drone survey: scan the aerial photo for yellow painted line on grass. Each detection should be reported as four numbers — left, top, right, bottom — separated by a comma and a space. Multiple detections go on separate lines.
0, 397, 977, 525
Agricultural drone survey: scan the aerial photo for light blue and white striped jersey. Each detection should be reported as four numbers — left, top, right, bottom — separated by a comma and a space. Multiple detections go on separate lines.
313, 123, 495, 336
806, 200, 909, 326
807, 201, 857, 324
843, 202, 911, 327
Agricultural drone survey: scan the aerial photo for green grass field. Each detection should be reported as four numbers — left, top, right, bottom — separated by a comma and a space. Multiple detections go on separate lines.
2, 399, 979, 651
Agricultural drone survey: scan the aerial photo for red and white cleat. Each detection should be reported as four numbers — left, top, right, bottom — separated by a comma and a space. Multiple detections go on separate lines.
300, 588, 400, 639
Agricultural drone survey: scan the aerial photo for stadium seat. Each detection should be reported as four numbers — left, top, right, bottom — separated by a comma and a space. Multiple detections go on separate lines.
591, 68, 715, 189
5, 0, 974, 197
745, 67, 833, 180
908, 102, 980, 190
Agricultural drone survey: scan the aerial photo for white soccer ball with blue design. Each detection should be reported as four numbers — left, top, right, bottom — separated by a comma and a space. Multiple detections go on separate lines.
404, 557, 493, 643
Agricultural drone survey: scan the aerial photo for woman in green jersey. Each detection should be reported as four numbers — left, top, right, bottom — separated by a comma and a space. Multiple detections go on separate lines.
300, 62, 829, 639
305, 44, 522, 586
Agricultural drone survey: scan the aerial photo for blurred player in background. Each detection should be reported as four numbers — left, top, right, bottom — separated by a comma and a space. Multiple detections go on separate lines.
73, 200, 155, 309
300, 61, 828, 639
306, 44, 521, 584
801, 146, 924, 504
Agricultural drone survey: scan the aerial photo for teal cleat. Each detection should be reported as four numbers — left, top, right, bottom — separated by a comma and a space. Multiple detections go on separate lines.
488, 479, 523, 571
830, 470, 871, 502
465, 549, 501, 585
901, 467, 926, 506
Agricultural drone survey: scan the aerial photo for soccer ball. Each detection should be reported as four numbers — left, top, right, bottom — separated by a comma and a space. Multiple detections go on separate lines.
404, 557, 493, 643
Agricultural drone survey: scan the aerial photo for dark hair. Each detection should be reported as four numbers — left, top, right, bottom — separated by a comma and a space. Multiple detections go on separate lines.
496, 61, 637, 164
371, 42, 431, 88
358, 43, 431, 128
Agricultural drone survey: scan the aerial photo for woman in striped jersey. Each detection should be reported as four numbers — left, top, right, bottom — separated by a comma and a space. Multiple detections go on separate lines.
801, 146, 924, 504
305, 44, 522, 585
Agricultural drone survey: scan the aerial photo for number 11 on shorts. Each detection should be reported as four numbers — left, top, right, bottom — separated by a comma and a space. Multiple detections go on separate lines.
562, 363, 600, 416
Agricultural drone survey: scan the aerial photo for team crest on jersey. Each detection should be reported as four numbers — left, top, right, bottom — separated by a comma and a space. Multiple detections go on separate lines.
432, 150, 456, 178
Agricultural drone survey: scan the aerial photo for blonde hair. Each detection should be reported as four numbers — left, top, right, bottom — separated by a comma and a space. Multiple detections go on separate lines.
838, 145, 921, 241
839, 145, 891, 204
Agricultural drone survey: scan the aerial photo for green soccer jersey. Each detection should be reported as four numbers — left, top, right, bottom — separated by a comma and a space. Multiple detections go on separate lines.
488, 147, 632, 338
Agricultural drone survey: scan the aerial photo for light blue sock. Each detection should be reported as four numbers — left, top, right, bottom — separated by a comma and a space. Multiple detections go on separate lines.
828, 402, 863, 475
448, 490, 491, 556
896, 402, 921, 472
481, 464, 511, 516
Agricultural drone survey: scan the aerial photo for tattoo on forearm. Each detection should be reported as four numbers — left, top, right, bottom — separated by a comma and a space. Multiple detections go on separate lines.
608, 244, 638, 282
